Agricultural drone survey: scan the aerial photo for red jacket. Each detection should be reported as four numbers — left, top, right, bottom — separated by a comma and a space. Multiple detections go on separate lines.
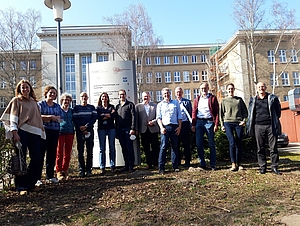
192, 93, 219, 126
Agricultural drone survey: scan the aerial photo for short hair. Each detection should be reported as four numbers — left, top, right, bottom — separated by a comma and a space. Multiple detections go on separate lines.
44, 86, 57, 98
175, 86, 183, 92
15, 79, 37, 101
60, 92, 73, 105
161, 87, 170, 93
226, 83, 235, 89
200, 82, 209, 88
97, 92, 110, 106
118, 89, 126, 95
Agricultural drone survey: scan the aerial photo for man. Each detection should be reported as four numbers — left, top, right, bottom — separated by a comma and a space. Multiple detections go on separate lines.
191, 82, 219, 170
175, 86, 192, 167
156, 87, 182, 174
246, 82, 281, 175
135, 92, 159, 169
116, 89, 136, 173
73, 92, 97, 177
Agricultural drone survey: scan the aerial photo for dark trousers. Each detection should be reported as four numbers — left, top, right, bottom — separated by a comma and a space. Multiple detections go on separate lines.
178, 121, 191, 165
15, 129, 42, 191
40, 129, 59, 179
76, 129, 94, 173
117, 127, 134, 169
140, 129, 159, 167
254, 124, 279, 169
224, 122, 244, 163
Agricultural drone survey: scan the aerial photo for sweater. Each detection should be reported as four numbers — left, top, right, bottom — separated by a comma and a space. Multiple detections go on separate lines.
60, 108, 75, 134
220, 96, 248, 127
73, 104, 97, 131
97, 104, 116, 130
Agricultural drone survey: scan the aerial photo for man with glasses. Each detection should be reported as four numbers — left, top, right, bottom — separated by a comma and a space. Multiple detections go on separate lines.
156, 87, 182, 174
73, 92, 97, 177
191, 82, 219, 170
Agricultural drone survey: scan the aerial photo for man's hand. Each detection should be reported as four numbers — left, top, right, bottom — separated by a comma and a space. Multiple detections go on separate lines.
175, 126, 181, 136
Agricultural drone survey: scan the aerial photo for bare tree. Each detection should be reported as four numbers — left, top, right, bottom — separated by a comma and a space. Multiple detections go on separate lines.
269, 0, 300, 94
233, 0, 266, 92
0, 8, 42, 107
102, 3, 163, 95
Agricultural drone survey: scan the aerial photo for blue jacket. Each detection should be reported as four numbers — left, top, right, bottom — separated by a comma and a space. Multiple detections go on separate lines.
246, 92, 281, 136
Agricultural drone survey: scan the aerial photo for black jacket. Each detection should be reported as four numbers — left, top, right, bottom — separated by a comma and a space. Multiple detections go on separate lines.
116, 100, 136, 130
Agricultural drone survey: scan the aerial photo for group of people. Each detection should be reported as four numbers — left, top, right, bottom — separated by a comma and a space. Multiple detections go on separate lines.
0, 79, 282, 195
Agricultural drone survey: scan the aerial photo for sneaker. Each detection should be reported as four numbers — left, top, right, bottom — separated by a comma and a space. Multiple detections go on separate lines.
159, 169, 165, 175
79, 171, 85, 177
46, 178, 59, 183
174, 168, 180, 172
19, 190, 28, 196
230, 163, 238, 171
35, 180, 43, 187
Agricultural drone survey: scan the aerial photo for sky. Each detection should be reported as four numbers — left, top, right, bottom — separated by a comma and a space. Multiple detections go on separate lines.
1, 0, 300, 45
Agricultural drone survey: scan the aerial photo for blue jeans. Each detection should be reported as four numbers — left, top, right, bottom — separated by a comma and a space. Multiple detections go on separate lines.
195, 119, 216, 168
158, 124, 179, 170
98, 129, 116, 169
117, 127, 134, 169
224, 122, 244, 163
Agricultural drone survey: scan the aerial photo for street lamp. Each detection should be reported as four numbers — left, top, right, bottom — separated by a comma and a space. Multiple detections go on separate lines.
44, 0, 71, 98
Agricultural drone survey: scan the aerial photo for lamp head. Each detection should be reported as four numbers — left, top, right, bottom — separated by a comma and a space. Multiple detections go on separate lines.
44, 0, 71, 22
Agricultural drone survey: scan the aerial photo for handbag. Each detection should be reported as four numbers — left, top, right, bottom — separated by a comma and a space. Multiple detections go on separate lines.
7, 141, 27, 176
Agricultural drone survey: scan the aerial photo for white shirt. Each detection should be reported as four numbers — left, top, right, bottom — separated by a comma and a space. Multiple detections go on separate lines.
197, 96, 212, 119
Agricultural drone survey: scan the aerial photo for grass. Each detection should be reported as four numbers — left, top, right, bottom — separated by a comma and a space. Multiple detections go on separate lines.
0, 147, 300, 225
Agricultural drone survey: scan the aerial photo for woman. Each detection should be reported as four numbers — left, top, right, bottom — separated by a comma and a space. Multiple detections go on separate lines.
0, 80, 46, 195
220, 83, 248, 171
96, 92, 117, 174
38, 86, 63, 183
56, 93, 75, 180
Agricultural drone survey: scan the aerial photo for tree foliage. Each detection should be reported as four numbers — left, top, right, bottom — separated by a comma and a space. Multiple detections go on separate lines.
0, 8, 42, 102
102, 3, 163, 94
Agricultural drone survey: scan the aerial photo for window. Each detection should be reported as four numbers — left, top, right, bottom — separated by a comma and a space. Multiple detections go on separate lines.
136, 57, 141, 65
283, 95, 289, 101
20, 76, 26, 81
293, 71, 300, 85
149, 91, 154, 102
146, 72, 152, 83
65, 56, 76, 99
279, 50, 287, 63
200, 55, 206, 63
270, 73, 278, 86
97, 55, 108, 62
164, 72, 171, 83
20, 61, 26, 70
174, 71, 180, 82
0, 97, 6, 108
202, 70, 208, 81
137, 73, 143, 85
0, 79, 6, 89
268, 50, 275, 63
154, 57, 160, 65
281, 72, 289, 86
81, 55, 91, 92
164, 56, 170, 65
0, 61, 5, 70
182, 55, 188, 64
183, 71, 190, 82
145, 57, 151, 65
11, 62, 16, 70
155, 72, 162, 83
184, 89, 191, 100
192, 70, 199, 81
291, 50, 298, 63
30, 76, 36, 88
173, 56, 179, 64
191, 55, 197, 63
30, 60, 36, 69
193, 89, 200, 99
156, 90, 162, 102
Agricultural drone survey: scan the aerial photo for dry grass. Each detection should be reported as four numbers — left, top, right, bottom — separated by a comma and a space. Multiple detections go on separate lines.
0, 147, 300, 225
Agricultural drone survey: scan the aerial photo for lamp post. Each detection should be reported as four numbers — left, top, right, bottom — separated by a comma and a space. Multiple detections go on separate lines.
44, 0, 71, 98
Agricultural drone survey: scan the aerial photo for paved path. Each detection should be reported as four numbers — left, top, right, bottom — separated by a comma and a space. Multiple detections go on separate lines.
278, 142, 300, 154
